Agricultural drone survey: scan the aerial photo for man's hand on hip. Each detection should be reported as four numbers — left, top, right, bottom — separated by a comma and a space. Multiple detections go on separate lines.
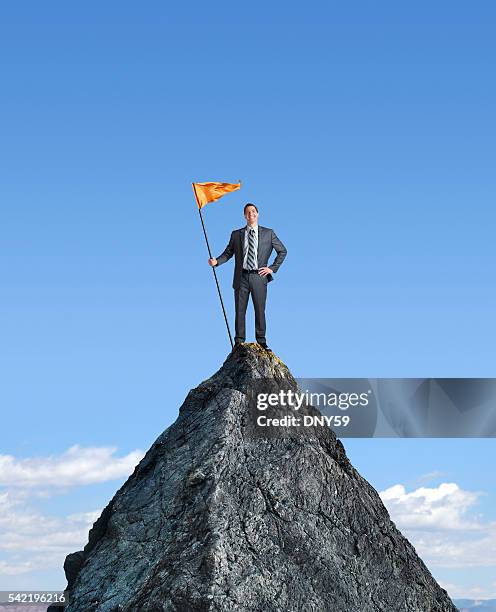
258, 267, 273, 277
208, 258, 217, 266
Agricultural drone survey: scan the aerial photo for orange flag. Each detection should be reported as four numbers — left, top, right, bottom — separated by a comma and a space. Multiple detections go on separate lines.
192, 181, 241, 209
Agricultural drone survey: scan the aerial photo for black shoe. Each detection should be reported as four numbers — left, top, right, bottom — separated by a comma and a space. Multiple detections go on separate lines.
257, 342, 272, 352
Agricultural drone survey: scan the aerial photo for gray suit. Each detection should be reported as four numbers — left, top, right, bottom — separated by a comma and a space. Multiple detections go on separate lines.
215, 226, 287, 344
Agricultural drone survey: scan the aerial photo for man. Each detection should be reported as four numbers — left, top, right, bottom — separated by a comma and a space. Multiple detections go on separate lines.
208, 203, 287, 351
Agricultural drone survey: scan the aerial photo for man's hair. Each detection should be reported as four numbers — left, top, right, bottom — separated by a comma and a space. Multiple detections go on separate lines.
244, 202, 258, 214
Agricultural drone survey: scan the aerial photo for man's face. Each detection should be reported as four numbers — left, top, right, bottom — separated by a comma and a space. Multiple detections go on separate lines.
244, 206, 258, 226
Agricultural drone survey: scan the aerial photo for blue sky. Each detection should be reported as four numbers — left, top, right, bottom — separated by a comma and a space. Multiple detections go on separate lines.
1, 1, 495, 600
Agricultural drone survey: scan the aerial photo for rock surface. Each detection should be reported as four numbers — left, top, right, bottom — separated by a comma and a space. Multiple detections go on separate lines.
51, 343, 458, 611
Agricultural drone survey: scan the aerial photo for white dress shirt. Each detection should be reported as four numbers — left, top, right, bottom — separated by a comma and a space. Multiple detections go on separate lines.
243, 224, 258, 270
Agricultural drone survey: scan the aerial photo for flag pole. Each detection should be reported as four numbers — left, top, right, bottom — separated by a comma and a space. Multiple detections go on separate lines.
194, 190, 234, 350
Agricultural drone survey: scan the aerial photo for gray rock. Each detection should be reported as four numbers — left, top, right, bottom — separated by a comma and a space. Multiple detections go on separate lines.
52, 343, 458, 612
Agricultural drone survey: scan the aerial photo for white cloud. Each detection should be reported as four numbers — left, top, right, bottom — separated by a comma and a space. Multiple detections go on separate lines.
0, 498, 101, 583
0, 560, 35, 577
0, 489, 101, 560
0, 445, 144, 582
380, 482, 485, 531
438, 580, 496, 600
380, 482, 496, 569
412, 471, 446, 486
0, 445, 144, 489
408, 528, 496, 568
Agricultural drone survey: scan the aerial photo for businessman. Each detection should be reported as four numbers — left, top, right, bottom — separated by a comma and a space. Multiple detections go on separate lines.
208, 203, 287, 351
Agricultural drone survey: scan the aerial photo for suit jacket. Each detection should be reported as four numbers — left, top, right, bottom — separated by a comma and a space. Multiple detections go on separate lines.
215, 225, 287, 289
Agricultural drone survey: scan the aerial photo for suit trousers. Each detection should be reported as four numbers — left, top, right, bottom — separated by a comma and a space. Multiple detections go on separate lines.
234, 271, 267, 344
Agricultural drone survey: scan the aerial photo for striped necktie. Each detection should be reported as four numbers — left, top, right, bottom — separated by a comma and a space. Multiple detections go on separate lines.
247, 228, 257, 270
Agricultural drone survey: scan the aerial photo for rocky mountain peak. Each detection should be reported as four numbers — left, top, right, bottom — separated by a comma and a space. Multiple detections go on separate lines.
52, 343, 457, 611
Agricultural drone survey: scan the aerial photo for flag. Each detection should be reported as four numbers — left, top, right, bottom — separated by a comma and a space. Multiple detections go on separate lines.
192, 181, 241, 209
